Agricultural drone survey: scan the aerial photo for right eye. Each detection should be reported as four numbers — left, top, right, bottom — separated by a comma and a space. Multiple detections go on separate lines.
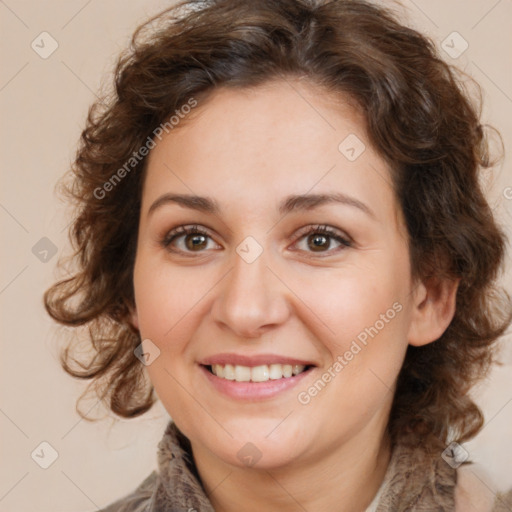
161, 224, 222, 255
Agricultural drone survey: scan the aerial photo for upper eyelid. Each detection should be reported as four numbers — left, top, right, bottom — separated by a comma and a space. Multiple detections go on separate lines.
293, 224, 351, 240
163, 223, 348, 239
162, 224, 217, 244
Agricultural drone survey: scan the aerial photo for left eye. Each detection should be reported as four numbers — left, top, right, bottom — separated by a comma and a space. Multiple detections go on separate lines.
292, 225, 352, 254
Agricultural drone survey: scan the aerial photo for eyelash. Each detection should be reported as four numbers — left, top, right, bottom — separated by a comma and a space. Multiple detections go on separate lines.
161, 224, 352, 257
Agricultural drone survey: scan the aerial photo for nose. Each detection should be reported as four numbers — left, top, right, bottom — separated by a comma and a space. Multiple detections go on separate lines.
210, 247, 291, 339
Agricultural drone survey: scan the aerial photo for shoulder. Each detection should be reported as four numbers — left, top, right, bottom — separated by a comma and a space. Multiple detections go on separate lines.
455, 464, 511, 512
98, 471, 158, 512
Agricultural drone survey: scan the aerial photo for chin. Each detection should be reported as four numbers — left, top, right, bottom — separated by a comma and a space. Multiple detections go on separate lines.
205, 416, 311, 470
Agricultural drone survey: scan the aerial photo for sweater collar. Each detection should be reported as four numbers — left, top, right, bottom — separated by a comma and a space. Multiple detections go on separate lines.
149, 420, 457, 512
151, 420, 215, 512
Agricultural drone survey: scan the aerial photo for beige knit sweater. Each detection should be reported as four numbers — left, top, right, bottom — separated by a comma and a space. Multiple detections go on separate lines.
100, 421, 512, 511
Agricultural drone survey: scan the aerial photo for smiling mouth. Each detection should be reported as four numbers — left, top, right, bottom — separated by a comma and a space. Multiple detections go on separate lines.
204, 363, 312, 382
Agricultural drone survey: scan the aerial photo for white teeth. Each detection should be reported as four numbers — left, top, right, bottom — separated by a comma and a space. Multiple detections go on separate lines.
282, 364, 293, 378
223, 364, 235, 380
251, 365, 269, 382
292, 365, 305, 376
234, 365, 251, 382
269, 364, 283, 380
210, 363, 307, 382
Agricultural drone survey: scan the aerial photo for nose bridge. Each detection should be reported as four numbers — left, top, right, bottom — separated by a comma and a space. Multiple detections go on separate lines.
211, 240, 290, 337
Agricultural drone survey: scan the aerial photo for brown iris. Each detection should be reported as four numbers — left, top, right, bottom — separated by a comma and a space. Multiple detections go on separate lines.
185, 233, 208, 251
308, 234, 329, 251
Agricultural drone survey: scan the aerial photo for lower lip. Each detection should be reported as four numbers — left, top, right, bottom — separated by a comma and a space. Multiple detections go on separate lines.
199, 365, 314, 401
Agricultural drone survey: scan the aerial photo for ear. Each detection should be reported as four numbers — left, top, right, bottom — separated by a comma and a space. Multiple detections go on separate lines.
407, 276, 460, 347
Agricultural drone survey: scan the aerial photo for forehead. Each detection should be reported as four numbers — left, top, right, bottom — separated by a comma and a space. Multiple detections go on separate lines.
148, 79, 368, 173
142, 79, 402, 229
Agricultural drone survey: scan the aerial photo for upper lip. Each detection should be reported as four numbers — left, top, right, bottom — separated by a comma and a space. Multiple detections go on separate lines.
199, 353, 316, 367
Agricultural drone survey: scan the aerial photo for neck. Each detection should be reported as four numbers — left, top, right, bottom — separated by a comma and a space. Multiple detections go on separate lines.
191, 421, 391, 512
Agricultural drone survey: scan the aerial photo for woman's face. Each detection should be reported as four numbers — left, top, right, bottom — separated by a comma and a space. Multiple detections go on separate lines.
132, 80, 421, 470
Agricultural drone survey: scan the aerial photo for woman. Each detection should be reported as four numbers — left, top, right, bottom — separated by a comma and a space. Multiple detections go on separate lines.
45, 0, 512, 510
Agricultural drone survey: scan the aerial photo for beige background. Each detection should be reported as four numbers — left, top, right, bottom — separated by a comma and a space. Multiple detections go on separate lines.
1, 1, 511, 510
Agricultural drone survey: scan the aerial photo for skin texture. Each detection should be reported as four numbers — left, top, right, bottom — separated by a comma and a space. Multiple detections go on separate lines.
131, 79, 458, 512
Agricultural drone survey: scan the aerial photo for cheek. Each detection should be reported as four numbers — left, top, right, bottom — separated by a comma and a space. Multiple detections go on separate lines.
133, 258, 212, 344
292, 267, 411, 428
132, 261, 214, 421
292, 263, 410, 351
288, 253, 413, 405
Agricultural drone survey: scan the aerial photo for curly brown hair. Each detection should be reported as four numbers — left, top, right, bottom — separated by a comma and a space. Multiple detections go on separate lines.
45, 0, 511, 448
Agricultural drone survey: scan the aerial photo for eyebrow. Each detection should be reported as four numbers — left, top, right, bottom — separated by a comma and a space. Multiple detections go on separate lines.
279, 192, 375, 218
148, 193, 219, 216
148, 192, 375, 219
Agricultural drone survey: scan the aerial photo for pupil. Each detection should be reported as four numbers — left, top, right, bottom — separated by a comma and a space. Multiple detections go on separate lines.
309, 234, 328, 251
186, 234, 207, 250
